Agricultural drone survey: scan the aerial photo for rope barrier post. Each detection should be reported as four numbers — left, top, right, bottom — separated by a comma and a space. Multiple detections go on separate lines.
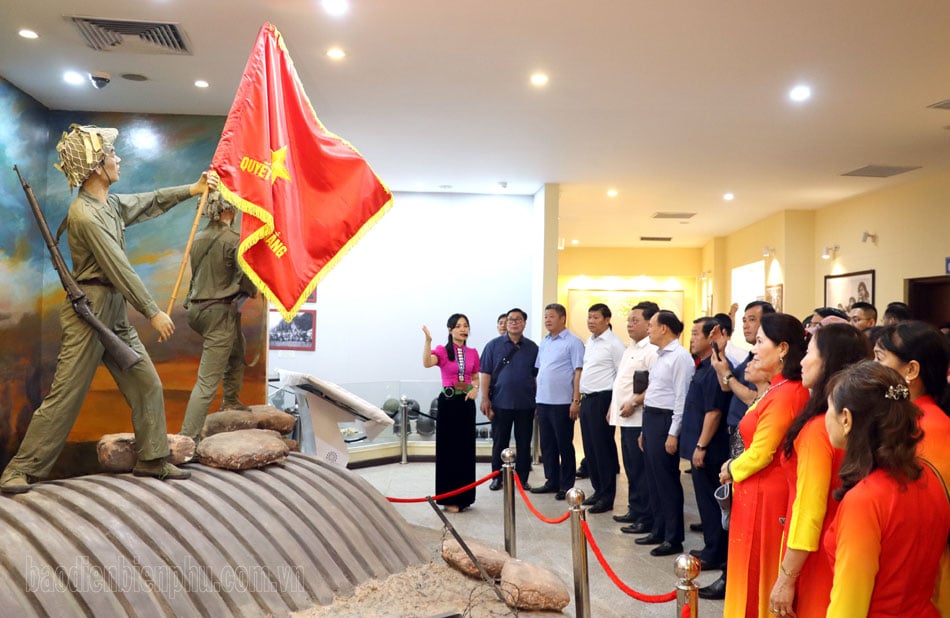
567, 487, 591, 618
399, 395, 409, 464
501, 447, 516, 558
673, 553, 701, 618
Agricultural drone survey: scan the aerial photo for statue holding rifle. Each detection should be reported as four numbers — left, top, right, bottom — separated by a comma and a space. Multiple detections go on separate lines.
1, 124, 215, 494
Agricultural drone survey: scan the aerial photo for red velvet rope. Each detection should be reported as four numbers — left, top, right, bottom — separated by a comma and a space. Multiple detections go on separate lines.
581, 520, 678, 603
513, 474, 571, 524
385, 469, 500, 503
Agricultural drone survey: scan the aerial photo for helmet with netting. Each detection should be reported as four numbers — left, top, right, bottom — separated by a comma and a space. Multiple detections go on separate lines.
204, 191, 236, 221
53, 124, 118, 191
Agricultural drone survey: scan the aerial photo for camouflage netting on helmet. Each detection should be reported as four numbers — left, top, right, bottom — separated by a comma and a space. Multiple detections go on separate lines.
204, 191, 236, 221
54, 124, 118, 191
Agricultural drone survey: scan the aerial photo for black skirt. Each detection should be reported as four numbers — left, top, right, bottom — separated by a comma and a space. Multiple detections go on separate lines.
435, 392, 476, 507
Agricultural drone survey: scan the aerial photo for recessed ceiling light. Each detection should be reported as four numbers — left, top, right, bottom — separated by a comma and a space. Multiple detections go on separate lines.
723, 192, 735, 201
194, 80, 209, 88
321, 0, 349, 16
18, 29, 39, 40
570, 239, 579, 245
63, 71, 84, 86
607, 189, 618, 198
326, 47, 346, 60
789, 84, 812, 102
530, 72, 549, 87
438, 184, 452, 190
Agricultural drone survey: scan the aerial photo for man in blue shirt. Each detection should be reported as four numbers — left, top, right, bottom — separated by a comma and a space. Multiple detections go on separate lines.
680, 317, 731, 571
480, 308, 539, 490
530, 303, 585, 500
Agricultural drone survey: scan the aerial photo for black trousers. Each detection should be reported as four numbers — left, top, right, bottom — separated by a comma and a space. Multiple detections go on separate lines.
620, 426, 654, 525
435, 393, 476, 507
691, 449, 729, 563
490, 407, 534, 484
536, 403, 576, 491
641, 406, 684, 544
579, 390, 619, 503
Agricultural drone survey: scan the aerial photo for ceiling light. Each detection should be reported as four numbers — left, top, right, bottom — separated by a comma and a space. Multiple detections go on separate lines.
821, 245, 839, 260
18, 29, 39, 39
789, 84, 812, 102
570, 239, 579, 245
194, 80, 209, 88
530, 72, 549, 87
723, 192, 734, 201
63, 71, 84, 86
321, 0, 349, 16
606, 189, 618, 198
326, 47, 346, 60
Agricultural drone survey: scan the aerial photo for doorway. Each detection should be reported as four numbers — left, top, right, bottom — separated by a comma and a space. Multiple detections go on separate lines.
906, 275, 950, 327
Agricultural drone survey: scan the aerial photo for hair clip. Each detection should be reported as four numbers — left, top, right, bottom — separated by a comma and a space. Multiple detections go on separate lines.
884, 384, 910, 401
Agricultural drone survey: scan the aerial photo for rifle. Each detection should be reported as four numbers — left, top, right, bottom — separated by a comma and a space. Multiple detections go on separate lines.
13, 165, 143, 371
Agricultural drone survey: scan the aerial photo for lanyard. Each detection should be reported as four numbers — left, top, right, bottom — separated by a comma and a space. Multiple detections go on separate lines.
456, 345, 466, 383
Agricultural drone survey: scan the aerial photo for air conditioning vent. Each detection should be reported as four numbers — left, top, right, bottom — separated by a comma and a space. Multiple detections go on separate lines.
69, 16, 192, 55
841, 165, 920, 178
651, 212, 696, 220
640, 236, 672, 242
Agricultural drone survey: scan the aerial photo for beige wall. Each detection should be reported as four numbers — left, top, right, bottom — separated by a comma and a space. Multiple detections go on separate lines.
557, 167, 950, 326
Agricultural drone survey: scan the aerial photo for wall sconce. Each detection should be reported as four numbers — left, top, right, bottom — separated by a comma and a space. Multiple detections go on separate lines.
699, 270, 711, 280
821, 245, 839, 260
861, 231, 878, 244
762, 246, 775, 257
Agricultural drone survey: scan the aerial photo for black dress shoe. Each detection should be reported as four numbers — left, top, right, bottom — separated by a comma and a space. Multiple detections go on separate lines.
530, 483, 557, 494
522, 481, 532, 491
698, 574, 726, 600
489, 478, 502, 491
634, 534, 663, 546
689, 522, 704, 532
650, 542, 684, 557
581, 495, 599, 506
689, 549, 704, 559
613, 511, 637, 523
587, 501, 613, 514
621, 522, 652, 534
555, 490, 567, 500
697, 557, 726, 571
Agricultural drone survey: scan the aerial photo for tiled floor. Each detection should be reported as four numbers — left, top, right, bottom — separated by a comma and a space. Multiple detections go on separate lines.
355, 459, 726, 617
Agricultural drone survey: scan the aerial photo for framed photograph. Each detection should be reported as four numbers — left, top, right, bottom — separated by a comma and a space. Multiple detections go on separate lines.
765, 284, 784, 313
824, 270, 874, 312
268, 309, 316, 351
305, 289, 317, 304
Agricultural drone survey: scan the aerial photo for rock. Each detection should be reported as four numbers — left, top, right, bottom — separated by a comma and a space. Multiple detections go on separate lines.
283, 438, 300, 452
499, 559, 570, 611
98, 433, 195, 472
441, 539, 510, 579
202, 405, 297, 438
196, 429, 289, 470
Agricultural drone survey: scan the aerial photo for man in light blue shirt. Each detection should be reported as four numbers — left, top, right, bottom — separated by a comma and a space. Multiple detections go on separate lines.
530, 303, 585, 500
635, 310, 695, 557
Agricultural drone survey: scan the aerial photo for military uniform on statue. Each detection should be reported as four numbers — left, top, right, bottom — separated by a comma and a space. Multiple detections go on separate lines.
180, 192, 258, 443
422, 315, 481, 513
0, 124, 215, 494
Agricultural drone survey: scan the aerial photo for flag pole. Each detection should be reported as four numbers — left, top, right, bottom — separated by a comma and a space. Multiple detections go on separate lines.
166, 185, 209, 316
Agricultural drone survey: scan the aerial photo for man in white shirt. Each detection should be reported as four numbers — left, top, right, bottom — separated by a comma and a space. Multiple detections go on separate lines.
577, 303, 626, 513
609, 302, 660, 532
635, 310, 695, 557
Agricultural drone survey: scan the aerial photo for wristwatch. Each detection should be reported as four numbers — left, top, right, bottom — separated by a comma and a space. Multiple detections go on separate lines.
696, 444, 707, 451
721, 373, 734, 386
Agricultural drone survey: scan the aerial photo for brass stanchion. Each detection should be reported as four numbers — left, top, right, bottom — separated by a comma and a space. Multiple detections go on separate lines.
567, 487, 591, 618
501, 447, 516, 558
399, 395, 409, 464
674, 553, 701, 617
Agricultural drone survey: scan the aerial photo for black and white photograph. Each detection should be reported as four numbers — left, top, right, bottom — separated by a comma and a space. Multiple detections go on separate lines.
268, 309, 316, 351
824, 270, 874, 312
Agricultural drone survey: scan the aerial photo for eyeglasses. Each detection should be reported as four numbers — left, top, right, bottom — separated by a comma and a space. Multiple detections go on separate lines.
506, 317, 524, 323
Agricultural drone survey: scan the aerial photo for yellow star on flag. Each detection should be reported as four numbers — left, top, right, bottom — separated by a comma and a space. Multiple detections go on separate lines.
270, 145, 292, 184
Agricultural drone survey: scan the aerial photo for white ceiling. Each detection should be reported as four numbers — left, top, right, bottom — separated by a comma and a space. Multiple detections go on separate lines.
3, 1, 950, 247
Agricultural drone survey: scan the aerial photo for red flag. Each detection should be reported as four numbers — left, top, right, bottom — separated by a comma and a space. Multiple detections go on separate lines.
212, 23, 392, 321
